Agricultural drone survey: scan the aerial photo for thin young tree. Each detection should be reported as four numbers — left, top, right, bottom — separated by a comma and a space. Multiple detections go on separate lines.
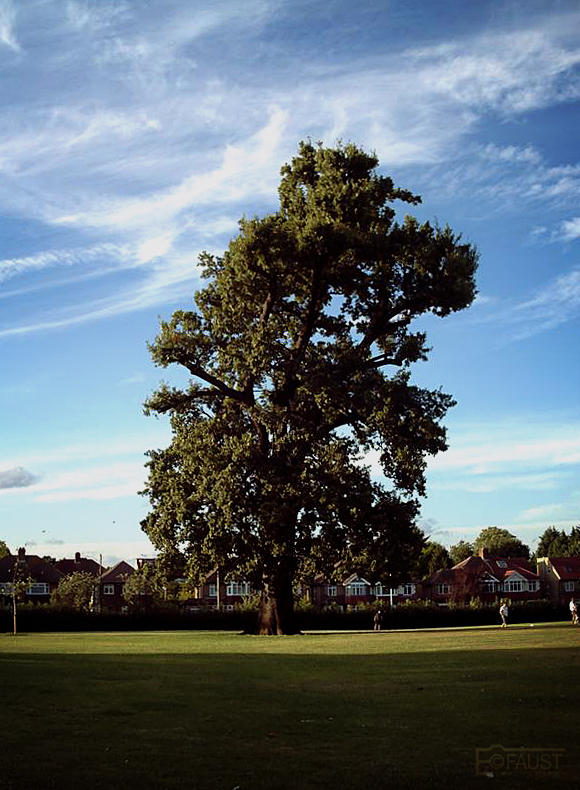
141, 141, 478, 634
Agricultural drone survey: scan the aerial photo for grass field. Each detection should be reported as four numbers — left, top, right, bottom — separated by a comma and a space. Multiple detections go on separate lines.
0, 623, 578, 789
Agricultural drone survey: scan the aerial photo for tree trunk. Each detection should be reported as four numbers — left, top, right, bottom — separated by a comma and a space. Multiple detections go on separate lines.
255, 573, 300, 635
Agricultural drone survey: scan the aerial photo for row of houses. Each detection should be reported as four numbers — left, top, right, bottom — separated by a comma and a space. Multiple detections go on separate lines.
1, 547, 579, 613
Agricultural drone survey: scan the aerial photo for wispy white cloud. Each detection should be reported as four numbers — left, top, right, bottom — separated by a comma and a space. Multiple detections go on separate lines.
0, 243, 131, 285
0, 0, 20, 52
429, 422, 580, 475
0, 429, 171, 470
117, 373, 146, 387
557, 217, 580, 241
508, 267, 580, 339
514, 503, 566, 523
0, 431, 174, 503
470, 264, 580, 342
431, 471, 567, 495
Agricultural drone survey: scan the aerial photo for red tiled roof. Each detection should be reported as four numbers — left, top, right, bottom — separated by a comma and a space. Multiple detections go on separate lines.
549, 557, 580, 580
425, 555, 540, 587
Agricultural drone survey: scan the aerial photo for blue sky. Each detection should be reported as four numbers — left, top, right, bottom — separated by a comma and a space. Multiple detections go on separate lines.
0, 0, 579, 566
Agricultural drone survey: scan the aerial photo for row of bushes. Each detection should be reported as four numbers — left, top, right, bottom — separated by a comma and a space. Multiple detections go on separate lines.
1, 598, 572, 633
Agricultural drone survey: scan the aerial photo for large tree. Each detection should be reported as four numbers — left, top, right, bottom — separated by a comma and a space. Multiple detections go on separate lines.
473, 527, 530, 559
141, 141, 478, 634
415, 541, 452, 579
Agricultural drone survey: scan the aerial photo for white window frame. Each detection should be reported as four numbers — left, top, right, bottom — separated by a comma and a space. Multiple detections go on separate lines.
564, 581, 575, 592
27, 583, 50, 595
436, 584, 450, 595
325, 585, 337, 597
528, 581, 538, 592
482, 581, 496, 593
0, 582, 13, 594
103, 584, 115, 595
402, 584, 415, 596
226, 581, 250, 596
208, 584, 217, 598
346, 583, 368, 596
505, 580, 522, 593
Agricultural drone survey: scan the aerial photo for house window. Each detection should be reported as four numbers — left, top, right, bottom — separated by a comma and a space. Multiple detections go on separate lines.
226, 582, 250, 596
505, 580, 522, 592
482, 581, 496, 593
564, 581, 575, 592
402, 584, 415, 596
325, 585, 337, 597
373, 584, 386, 597
346, 583, 368, 596
0, 582, 13, 594
436, 584, 450, 595
528, 581, 538, 592
496, 560, 507, 568
208, 584, 217, 597
103, 584, 115, 595
27, 583, 50, 595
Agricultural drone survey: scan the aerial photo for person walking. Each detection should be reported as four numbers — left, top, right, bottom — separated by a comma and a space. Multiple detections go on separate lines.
373, 609, 383, 631
499, 602, 509, 628
569, 598, 578, 625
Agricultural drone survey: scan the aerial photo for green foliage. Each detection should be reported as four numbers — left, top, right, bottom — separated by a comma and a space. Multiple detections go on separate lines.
141, 140, 478, 631
51, 572, 95, 612
473, 527, 530, 559
0, 540, 10, 559
234, 593, 262, 612
415, 541, 451, 579
449, 540, 473, 565
535, 525, 580, 558
122, 563, 181, 606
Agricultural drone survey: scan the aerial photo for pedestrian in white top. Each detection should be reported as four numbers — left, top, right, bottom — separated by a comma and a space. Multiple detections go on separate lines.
499, 602, 509, 628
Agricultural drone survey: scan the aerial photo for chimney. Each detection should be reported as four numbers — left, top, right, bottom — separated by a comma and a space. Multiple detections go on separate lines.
478, 546, 489, 559
17, 546, 26, 561
75, 552, 81, 563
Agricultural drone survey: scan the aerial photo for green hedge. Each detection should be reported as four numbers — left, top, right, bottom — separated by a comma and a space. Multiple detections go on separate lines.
1, 599, 570, 633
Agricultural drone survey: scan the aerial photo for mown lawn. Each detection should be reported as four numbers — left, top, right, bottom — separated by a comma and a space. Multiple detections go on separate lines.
0, 623, 578, 790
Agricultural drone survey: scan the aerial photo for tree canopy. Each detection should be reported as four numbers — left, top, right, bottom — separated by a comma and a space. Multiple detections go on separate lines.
141, 140, 478, 634
449, 540, 474, 565
51, 572, 94, 613
415, 541, 452, 579
473, 527, 530, 559
0, 540, 10, 560
535, 525, 580, 558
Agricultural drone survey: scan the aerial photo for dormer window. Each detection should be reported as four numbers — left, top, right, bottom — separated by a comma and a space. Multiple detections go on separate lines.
496, 560, 507, 568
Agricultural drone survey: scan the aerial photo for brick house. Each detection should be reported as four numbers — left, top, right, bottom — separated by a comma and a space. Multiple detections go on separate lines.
423, 548, 542, 604
94, 560, 135, 613
182, 568, 253, 611
0, 547, 64, 603
536, 557, 580, 604
308, 573, 419, 609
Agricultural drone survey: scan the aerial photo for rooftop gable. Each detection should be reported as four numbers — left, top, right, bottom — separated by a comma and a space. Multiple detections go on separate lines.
100, 560, 135, 583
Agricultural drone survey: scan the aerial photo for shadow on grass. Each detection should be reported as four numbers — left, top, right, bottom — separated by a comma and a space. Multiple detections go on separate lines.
0, 640, 578, 790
